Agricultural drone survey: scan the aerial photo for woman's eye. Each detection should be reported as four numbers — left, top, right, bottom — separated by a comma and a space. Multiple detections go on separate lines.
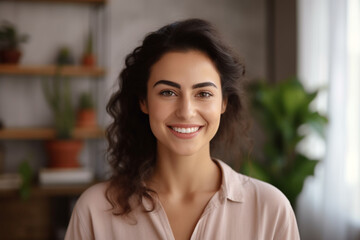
197, 91, 213, 98
160, 90, 177, 96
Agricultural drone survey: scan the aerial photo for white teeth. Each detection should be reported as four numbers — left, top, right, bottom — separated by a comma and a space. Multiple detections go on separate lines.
172, 127, 200, 133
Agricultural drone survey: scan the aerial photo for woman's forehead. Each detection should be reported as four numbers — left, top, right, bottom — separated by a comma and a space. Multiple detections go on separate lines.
148, 50, 221, 88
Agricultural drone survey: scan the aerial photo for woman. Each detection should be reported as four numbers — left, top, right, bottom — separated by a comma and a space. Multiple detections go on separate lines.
65, 19, 300, 240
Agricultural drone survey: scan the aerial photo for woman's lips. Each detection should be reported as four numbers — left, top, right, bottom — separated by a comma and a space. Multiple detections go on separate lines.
168, 125, 203, 139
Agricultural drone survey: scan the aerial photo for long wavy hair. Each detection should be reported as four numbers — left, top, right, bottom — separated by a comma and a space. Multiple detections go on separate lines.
106, 18, 248, 216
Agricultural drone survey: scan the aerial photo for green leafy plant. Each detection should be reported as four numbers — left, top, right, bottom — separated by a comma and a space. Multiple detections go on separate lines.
0, 20, 29, 50
78, 92, 95, 110
42, 68, 75, 139
81, 32, 96, 67
18, 158, 33, 200
84, 32, 93, 55
241, 77, 327, 207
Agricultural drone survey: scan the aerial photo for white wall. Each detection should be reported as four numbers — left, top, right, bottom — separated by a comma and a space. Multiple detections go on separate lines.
0, 0, 266, 173
107, 0, 267, 92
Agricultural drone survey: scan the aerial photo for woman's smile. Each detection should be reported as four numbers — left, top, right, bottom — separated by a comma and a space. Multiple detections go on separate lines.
167, 125, 203, 139
170, 126, 201, 134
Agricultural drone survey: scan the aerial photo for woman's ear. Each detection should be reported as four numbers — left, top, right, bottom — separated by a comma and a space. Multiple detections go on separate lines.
139, 99, 149, 114
221, 97, 228, 114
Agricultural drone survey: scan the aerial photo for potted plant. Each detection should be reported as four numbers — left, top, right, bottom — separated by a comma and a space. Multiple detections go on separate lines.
241, 77, 328, 207
0, 20, 29, 64
81, 32, 96, 67
42, 68, 83, 168
76, 92, 97, 128
55, 46, 75, 65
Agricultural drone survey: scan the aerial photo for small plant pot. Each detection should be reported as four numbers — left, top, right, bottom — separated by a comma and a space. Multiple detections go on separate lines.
76, 109, 97, 128
81, 54, 96, 67
1, 49, 22, 64
45, 140, 83, 168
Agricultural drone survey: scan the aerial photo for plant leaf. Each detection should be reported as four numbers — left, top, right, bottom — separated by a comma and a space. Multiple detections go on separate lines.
241, 160, 271, 182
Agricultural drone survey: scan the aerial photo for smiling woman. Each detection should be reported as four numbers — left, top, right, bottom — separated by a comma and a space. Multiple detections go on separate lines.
65, 19, 300, 240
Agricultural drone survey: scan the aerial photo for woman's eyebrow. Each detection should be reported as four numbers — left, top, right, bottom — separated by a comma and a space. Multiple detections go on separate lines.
192, 82, 217, 89
153, 80, 181, 89
153, 80, 217, 89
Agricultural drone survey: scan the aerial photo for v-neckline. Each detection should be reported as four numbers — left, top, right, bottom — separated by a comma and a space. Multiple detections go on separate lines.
155, 190, 221, 240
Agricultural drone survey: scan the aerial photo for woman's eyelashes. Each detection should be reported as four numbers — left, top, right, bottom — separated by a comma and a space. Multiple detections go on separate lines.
158, 89, 214, 98
159, 89, 177, 96
196, 91, 213, 98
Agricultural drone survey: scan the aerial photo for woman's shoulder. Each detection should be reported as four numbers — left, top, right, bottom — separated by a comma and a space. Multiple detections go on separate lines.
242, 175, 291, 207
65, 182, 113, 240
217, 159, 292, 208
234, 169, 296, 226
80, 181, 109, 198
217, 160, 299, 238
75, 181, 112, 213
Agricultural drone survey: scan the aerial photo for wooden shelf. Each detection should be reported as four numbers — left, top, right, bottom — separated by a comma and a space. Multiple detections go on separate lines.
0, 64, 105, 77
34, 182, 95, 196
0, 0, 107, 4
0, 182, 97, 198
0, 127, 105, 140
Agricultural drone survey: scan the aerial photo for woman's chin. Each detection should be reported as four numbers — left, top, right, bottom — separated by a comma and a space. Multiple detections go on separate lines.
157, 142, 209, 158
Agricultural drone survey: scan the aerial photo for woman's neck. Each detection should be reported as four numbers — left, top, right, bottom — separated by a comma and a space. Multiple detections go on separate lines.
148, 145, 221, 198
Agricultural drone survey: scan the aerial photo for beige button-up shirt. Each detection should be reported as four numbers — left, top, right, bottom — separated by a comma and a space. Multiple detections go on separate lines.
65, 160, 300, 239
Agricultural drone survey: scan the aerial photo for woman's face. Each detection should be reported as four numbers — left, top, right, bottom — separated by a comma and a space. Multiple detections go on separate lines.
140, 50, 227, 157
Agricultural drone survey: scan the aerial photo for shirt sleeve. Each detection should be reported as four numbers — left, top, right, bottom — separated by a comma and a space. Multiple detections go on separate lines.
275, 203, 301, 240
65, 205, 94, 240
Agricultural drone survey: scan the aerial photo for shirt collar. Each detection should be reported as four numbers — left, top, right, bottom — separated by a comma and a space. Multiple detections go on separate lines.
214, 158, 245, 203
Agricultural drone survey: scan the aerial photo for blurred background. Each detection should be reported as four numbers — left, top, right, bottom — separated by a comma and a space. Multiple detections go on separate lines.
0, 0, 359, 239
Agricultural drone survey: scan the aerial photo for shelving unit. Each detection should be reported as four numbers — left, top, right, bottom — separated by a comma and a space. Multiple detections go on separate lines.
0, 182, 98, 240
0, 0, 108, 164
0, 64, 106, 140
0, 0, 108, 239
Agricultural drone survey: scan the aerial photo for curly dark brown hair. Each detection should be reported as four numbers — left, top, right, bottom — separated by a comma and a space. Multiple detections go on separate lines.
105, 18, 248, 216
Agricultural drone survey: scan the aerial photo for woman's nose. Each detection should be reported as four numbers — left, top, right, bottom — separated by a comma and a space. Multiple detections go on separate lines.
175, 95, 196, 120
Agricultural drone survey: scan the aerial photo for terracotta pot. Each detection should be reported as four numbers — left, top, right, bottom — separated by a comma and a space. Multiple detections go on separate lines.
1, 49, 22, 64
81, 54, 96, 67
76, 109, 97, 128
45, 140, 83, 168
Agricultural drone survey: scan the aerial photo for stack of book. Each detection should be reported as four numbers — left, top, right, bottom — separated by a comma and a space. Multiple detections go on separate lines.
39, 168, 94, 186
0, 173, 22, 190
